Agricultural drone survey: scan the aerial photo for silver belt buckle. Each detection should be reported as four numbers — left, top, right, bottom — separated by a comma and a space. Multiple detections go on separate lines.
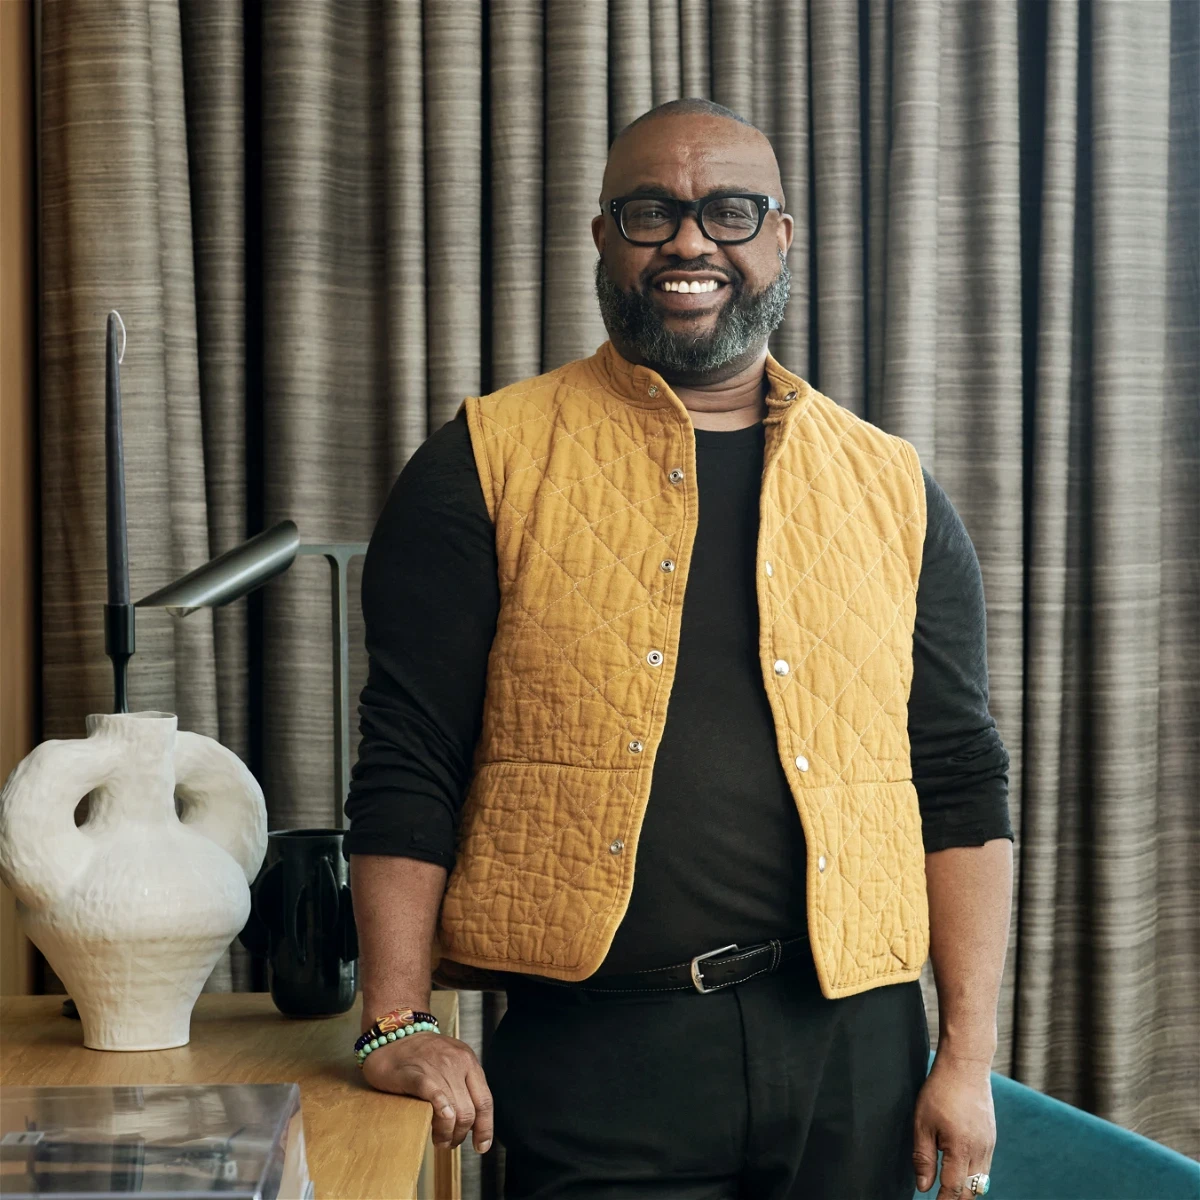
690, 943, 739, 994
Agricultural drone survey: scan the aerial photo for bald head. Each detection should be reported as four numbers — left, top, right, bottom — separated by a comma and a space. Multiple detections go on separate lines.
615, 97, 757, 139
600, 99, 784, 209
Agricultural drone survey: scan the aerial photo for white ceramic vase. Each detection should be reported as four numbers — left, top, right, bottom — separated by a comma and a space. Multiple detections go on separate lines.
0, 711, 267, 1051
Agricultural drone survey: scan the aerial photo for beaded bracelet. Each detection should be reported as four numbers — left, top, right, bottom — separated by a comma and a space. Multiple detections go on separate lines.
355, 1007, 440, 1067
354, 1007, 439, 1054
356, 1021, 441, 1067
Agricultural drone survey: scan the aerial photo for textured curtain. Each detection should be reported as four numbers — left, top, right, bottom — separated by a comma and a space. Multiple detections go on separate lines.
38, 2, 1198, 1190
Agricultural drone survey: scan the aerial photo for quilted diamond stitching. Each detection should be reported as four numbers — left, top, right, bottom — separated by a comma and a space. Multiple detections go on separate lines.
440, 347, 927, 991
756, 395, 926, 985
477, 386, 690, 773
445, 768, 640, 965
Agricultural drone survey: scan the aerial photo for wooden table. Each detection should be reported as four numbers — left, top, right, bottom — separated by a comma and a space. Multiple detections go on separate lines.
0, 992, 461, 1200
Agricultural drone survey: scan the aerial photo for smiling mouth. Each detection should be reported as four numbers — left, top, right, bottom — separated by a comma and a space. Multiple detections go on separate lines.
656, 279, 726, 293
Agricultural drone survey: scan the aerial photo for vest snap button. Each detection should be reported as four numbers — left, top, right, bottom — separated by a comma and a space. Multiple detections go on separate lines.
773, 659, 790, 676
795, 755, 809, 772
784, 390, 797, 402
628, 740, 644, 754
646, 650, 663, 667
668, 468, 685, 484
660, 559, 675, 572
647, 384, 659, 397
610, 839, 624, 854
764, 561, 774, 577
818, 855, 827, 872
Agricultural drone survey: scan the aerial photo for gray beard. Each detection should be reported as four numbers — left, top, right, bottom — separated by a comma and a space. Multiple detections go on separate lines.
594, 250, 791, 376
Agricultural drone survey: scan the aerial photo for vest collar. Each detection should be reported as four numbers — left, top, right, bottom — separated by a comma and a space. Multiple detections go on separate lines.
592, 339, 814, 429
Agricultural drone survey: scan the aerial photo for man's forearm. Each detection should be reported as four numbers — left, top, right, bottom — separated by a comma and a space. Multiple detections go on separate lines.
925, 837, 1014, 1063
350, 854, 448, 1032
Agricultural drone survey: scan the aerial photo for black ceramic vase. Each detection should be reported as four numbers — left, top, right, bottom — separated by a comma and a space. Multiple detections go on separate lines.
239, 829, 359, 1017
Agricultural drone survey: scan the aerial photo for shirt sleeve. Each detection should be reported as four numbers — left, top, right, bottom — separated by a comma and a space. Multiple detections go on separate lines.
341, 408, 499, 868
909, 468, 1015, 853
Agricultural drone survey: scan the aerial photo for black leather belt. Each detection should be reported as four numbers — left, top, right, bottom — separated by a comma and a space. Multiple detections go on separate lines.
511, 935, 811, 997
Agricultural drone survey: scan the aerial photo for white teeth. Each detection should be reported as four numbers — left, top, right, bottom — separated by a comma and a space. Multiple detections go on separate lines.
660, 279, 720, 293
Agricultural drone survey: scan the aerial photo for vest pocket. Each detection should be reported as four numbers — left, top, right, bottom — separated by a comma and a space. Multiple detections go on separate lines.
439, 760, 644, 975
805, 779, 929, 990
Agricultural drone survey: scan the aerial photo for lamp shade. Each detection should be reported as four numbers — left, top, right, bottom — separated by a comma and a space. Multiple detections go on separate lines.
136, 521, 300, 616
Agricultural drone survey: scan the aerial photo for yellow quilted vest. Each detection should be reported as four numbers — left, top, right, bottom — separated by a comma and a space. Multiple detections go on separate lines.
435, 340, 929, 1000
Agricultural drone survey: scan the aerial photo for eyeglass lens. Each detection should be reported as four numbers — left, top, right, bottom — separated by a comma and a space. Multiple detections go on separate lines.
621, 196, 760, 243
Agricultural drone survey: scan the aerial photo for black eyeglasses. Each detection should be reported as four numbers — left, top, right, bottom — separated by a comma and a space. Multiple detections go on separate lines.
608, 192, 783, 246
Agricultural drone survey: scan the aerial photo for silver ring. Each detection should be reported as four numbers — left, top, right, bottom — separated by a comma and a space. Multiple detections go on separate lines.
967, 1173, 990, 1196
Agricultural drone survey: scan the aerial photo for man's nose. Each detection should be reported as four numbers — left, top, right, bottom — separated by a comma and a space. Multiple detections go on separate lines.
659, 212, 718, 260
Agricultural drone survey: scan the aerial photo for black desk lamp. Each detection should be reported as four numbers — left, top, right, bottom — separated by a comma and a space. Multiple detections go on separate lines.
124, 524, 368, 827
103, 311, 366, 820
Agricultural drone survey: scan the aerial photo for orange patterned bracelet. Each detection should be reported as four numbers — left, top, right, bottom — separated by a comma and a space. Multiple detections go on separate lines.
355, 1008, 440, 1066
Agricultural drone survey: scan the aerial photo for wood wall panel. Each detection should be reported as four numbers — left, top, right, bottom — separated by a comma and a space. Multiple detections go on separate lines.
0, 0, 37, 996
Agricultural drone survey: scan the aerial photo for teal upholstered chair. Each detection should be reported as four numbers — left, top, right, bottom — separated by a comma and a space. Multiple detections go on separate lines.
915, 1056, 1200, 1199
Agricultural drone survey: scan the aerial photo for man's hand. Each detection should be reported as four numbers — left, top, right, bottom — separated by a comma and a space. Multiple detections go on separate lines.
912, 1052, 996, 1197
361, 1031, 495, 1154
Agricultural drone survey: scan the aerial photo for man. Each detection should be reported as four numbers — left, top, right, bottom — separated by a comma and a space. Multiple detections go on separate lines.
345, 98, 1013, 1200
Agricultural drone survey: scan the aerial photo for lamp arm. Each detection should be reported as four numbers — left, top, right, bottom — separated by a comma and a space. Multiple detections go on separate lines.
131, 526, 367, 832
136, 521, 300, 614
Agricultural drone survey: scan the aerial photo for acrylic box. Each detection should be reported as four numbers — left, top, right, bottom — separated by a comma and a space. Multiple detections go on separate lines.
0, 1084, 312, 1200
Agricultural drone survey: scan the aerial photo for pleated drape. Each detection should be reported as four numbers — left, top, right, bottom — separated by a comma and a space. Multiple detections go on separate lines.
38, 3, 1198, 1185
179, 1, 248, 765
489, 0, 543, 389
1015, 0, 1199, 1147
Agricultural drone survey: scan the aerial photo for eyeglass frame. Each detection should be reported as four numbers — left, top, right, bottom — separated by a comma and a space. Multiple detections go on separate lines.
607, 192, 785, 246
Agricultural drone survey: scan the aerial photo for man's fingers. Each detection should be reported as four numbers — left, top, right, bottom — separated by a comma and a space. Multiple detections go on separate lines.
912, 1119, 939, 1193
960, 1153, 994, 1199
441, 1070, 477, 1150
397, 1071, 459, 1147
935, 1146, 970, 1199
465, 1060, 496, 1153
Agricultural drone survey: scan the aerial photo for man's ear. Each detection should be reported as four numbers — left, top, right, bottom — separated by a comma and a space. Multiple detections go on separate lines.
591, 212, 606, 254
778, 212, 795, 257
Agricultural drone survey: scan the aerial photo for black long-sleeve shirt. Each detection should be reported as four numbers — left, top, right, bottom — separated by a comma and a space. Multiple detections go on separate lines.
344, 409, 1013, 975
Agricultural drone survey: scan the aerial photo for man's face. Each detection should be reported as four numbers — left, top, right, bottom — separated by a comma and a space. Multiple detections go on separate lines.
591, 113, 795, 381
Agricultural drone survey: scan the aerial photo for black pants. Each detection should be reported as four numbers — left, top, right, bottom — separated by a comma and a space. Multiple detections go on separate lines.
484, 951, 930, 1200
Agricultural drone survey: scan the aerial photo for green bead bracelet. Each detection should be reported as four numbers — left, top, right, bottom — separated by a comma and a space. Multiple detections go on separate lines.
356, 1021, 440, 1067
